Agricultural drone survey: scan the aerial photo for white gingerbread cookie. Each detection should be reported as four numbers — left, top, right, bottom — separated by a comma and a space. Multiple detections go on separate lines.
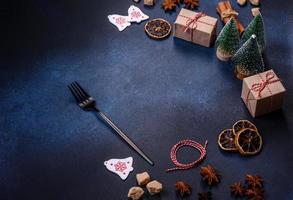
108, 14, 131, 31
127, 5, 149, 23
104, 157, 134, 180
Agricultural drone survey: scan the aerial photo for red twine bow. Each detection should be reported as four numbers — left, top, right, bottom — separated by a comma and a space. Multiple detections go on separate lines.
250, 71, 280, 98
183, 12, 206, 32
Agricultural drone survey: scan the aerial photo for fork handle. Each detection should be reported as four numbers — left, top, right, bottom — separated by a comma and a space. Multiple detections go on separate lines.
95, 109, 154, 166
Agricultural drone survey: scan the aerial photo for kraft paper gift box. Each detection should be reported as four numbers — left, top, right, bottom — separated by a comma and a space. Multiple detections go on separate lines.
174, 8, 218, 47
241, 70, 286, 117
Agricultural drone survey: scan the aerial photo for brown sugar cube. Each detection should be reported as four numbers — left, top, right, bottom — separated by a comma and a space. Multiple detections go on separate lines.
144, 0, 154, 6
136, 172, 151, 186
128, 187, 144, 200
146, 180, 163, 195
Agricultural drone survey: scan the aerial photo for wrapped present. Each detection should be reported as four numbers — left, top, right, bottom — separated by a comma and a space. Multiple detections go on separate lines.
174, 8, 218, 47
241, 70, 286, 117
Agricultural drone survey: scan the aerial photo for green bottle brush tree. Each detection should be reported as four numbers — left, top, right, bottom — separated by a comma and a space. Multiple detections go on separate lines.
215, 18, 240, 61
232, 34, 265, 80
241, 13, 266, 52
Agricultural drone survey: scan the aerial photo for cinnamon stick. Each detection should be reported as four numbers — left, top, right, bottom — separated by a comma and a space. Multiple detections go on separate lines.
216, 1, 244, 34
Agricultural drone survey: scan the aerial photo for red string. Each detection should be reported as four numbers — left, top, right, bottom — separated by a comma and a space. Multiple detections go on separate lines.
166, 139, 208, 172
250, 71, 280, 98
183, 12, 206, 32
179, 12, 207, 42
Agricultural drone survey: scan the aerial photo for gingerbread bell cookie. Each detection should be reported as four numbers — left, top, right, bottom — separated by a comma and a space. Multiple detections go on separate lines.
144, 18, 172, 40
104, 157, 134, 180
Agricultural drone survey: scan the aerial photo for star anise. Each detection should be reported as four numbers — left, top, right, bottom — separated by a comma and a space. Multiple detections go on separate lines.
230, 182, 245, 197
175, 181, 191, 197
198, 191, 212, 200
162, 0, 177, 11
183, 0, 199, 9
245, 175, 263, 188
200, 165, 221, 186
246, 188, 264, 200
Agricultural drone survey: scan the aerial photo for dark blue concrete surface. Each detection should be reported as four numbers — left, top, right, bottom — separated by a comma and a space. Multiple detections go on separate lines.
0, 0, 292, 199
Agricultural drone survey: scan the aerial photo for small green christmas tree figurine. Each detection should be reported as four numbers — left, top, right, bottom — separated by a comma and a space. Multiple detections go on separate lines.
232, 34, 265, 80
241, 13, 265, 52
215, 18, 240, 61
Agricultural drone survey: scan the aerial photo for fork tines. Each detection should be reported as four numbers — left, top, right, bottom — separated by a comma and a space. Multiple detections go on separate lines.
68, 81, 90, 103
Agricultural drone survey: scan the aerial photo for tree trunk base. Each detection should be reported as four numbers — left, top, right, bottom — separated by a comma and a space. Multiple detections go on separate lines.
234, 65, 251, 80
216, 48, 232, 61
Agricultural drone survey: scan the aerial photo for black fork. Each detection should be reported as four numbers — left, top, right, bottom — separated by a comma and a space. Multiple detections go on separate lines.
68, 81, 154, 166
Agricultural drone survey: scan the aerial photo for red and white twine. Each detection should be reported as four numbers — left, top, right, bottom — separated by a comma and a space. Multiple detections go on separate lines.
166, 139, 208, 172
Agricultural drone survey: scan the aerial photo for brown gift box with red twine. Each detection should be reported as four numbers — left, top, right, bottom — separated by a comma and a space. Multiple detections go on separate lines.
174, 8, 218, 47
241, 70, 286, 117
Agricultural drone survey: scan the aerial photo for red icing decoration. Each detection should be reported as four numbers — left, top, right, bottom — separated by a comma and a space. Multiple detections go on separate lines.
131, 11, 141, 19
115, 17, 126, 25
114, 161, 127, 172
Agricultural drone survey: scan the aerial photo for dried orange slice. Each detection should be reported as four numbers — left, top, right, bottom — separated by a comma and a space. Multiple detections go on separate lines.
233, 120, 257, 136
235, 128, 263, 156
218, 129, 238, 152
